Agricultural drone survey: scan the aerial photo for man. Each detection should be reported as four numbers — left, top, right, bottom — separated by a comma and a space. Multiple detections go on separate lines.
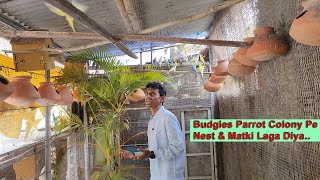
121, 82, 185, 180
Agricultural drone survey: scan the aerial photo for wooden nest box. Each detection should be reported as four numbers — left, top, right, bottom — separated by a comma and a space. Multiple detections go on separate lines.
10, 38, 55, 71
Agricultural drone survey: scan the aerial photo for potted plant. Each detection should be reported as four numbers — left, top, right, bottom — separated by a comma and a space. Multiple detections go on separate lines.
54, 48, 172, 179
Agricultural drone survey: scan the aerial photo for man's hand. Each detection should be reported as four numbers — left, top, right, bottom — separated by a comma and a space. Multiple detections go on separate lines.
133, 149, 151, 160
120, 149, 135, 159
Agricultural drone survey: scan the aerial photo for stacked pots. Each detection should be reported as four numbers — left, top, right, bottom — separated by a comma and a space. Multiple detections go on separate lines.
0, 75, 15, 102
5, 76, 41, 106
229, 37, 260, 77
205, 60, 229, 92
289, 0, 320, 46
247, 27, 289, 61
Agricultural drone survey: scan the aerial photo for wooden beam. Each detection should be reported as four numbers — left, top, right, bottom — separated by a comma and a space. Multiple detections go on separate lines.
115, 34, 248, 47
114, 0, 134, 33
44, 0, 138, 58
137, 0, 245, 34
123, 0, 143, 32
0, 30, 249, 53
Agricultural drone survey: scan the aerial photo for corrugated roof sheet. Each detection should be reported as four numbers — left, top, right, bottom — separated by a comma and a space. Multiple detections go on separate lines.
0, 0, 223, 54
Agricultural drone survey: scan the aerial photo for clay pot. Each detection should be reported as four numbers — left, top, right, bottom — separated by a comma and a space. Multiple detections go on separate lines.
128, 88, 145, 102
37, 82, 61, 106
233, 37, 262, 67
56, 85, 74, 105
302, 0, 320, 10
247, 27, 289, 61
208, 74, 228, 84
228, 59, 256, 77
212, 60, 229, 76
5, 76, 41, 106
204, 80, 223, 92
0, 75, 15, 102
289, 6, 320, 46
73, 87, 81, 102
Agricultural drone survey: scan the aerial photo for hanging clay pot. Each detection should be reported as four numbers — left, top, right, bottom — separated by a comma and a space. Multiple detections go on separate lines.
0, 74, 15, 102
289, 6, 320, 46
212, 60, 229, 76
73, 87, 81, 102
233, 37, 262, 67
128, 88, 145, 102
56, 85, 74, 105
5, 76, 41, 106
36, 82, 61, 106
302, 0, 320, 10
228, 59, 256, 77
208, 73, 228, 84
247, 27, 289, 61
204, 80, 223, 92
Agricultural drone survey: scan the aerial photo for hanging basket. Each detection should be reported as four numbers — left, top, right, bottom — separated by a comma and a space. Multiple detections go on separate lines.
0, 74, 15, 102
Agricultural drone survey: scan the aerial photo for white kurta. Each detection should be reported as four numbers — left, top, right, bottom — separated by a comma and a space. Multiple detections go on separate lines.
147, 106, 185, 180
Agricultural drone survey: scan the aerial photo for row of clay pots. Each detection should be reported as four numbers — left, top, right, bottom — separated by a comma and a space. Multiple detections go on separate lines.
0, 75, 74, 106
289, 0, 320, 46
204, 60, 229, 92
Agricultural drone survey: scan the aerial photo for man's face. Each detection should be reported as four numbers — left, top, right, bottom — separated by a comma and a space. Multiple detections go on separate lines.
145, 88, 165, 108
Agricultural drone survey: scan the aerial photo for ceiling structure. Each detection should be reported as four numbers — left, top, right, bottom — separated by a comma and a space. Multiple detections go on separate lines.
0, 0, 245, 56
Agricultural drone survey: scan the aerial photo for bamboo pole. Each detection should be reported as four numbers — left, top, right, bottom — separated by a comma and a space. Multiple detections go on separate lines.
0, 31, 249, 53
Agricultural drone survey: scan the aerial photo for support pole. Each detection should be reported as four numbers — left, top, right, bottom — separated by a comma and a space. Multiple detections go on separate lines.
83, 105, 90, 180
140, 48, 143, 66
45, 70, 51, 180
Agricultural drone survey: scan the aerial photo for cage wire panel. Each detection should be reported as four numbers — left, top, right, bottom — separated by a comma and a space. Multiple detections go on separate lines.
210, 0, 320, 180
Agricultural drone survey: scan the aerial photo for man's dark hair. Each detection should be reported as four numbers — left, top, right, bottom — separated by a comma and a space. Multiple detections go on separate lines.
146, 82, 166, 96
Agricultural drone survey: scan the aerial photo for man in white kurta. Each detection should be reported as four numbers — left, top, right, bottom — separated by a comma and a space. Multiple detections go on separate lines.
147, 105, 185, 180
127, 82, 185, 180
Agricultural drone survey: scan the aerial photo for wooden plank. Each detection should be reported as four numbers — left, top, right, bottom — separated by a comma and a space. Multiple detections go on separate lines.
44, 0, 138, 59
186, 153, 211, 157
188, 176, 213, 180
114, 0, 134, 33
123, 0, 142, 32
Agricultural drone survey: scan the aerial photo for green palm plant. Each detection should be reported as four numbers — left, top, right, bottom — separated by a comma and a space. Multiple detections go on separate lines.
54, 48, 172, 179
